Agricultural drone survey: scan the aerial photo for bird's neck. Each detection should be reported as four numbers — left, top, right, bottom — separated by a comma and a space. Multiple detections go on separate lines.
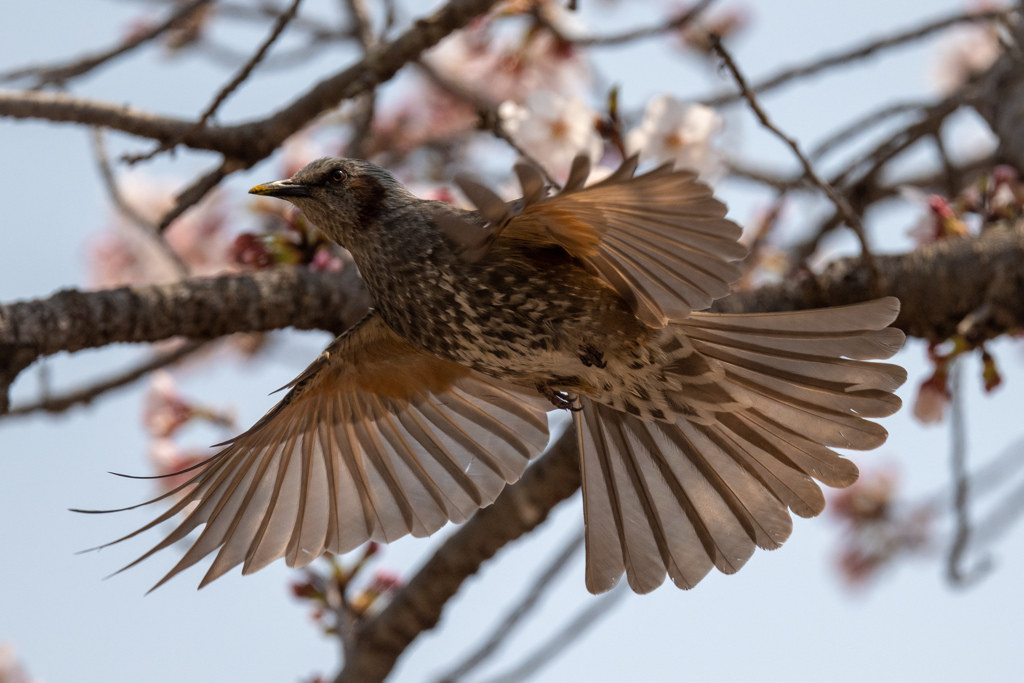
348, 208, 458, 343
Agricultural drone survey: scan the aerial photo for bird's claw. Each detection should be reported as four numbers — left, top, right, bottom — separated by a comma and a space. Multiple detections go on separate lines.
536, 383, 582, 411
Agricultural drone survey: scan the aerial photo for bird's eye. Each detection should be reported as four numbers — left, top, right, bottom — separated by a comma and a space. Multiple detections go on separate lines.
330, 169, 347, 183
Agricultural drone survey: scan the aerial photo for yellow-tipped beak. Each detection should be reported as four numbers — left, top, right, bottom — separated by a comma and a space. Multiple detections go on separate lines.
248, 179, 310, 198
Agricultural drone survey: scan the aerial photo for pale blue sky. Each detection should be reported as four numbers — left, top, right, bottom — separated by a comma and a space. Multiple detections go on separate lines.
2, 2, 1023, 682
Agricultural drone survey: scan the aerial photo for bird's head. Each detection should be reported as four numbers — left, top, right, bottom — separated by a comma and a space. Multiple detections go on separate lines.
249, 157, 413, 249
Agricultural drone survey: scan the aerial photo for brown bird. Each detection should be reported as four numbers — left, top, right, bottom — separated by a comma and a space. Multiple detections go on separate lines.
91, 155, 906, 594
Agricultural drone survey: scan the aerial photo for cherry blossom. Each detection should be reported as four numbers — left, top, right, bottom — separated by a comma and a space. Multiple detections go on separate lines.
143, 370, 194, 438
904, 191, 969, 246
88, 175, 232, 287
625, 95, 723, 177
428, 18, 590, 105
499, 91, 603, 176
912, 369, 950, 425
930, 16, 1003, 95
0, 643, 34, 683
829, 469, 933, 587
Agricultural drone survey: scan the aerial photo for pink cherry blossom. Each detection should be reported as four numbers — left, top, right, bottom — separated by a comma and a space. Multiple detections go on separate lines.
0, 643, 34, 683
143, 371, 193, 438
912, 372, 950, 424
930, 15, 1002, 95
88, 175, 233, 287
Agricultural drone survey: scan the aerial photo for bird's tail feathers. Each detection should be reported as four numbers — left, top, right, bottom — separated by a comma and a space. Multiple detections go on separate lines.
576, 297, 907, 594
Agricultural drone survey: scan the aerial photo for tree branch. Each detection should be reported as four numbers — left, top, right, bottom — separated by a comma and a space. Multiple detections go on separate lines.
2, 215, 1023, 677
945, 357, 992, 587
2, 339, 205, 419
702, 8, 1011, 107
476, 584, 628, 683
0, 0, 503, 162
126, 0, 305, 165
540, 0, 715, 47
4, 221, 1024, 397
435, 530, 586, 683
0, 265, 369, 362
0, 0, 213, 88
316, 226, 1024, 683
711, 36, 879, 284
334, 426, 584, 683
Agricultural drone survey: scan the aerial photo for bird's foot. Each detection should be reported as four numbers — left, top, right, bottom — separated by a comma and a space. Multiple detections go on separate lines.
536, 383, 582, 411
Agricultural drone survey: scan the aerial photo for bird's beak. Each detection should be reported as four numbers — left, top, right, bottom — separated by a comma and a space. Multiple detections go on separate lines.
248, 179, 311, 198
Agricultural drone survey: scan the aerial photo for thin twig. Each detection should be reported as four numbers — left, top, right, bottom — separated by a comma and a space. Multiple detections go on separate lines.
703, 8, 1010, 107
790, 93, 967, 263
476, 584, 629, 683
91, 128, 189, 276
3, 340, 204, 418
156, 160, 236, 232
126, 0, 305, 164
415, 60, 561, 189
711, 36, 879, 285
968, 477, 1024, 553
931, 131, 961, 199
542, 0, 715, 47
809, 100, 929, 160
435, 530, 586, 683
191, 0, 304, 127
344, 0, 378, 159
216, 0, 352, 41
726, 160, 805, 191
192, 37, 333, 71
381, 0, 398, 38
0, 0, 212, 87
828, 94, 964, 189
140, 0, 341, 39
946, 357, 992, 587
0, 0, 505, 163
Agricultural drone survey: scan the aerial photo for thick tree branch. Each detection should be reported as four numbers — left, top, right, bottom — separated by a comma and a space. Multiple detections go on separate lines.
3, 223, 1024, 377
0, 265, 369, 360
334, 427, 584, 683
0, 0, 502, 162
714, 224, 1024, 344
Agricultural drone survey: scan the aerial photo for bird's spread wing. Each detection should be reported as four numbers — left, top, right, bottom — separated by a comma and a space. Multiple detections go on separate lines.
575, 298, 907, 594
93, 313, 550, 590
449, 155, 747, 327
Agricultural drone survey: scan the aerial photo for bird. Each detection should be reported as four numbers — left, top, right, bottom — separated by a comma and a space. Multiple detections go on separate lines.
88, 154, 906, 595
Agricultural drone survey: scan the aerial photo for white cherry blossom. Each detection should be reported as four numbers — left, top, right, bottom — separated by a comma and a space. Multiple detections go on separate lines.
499, 91, 603, 177
626, 95, 724, 178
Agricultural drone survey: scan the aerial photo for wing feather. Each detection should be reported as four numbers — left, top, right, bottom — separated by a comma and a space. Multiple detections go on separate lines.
450, 155, 747, 327
578, 298, 906, 594
100, 313, 550, 589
